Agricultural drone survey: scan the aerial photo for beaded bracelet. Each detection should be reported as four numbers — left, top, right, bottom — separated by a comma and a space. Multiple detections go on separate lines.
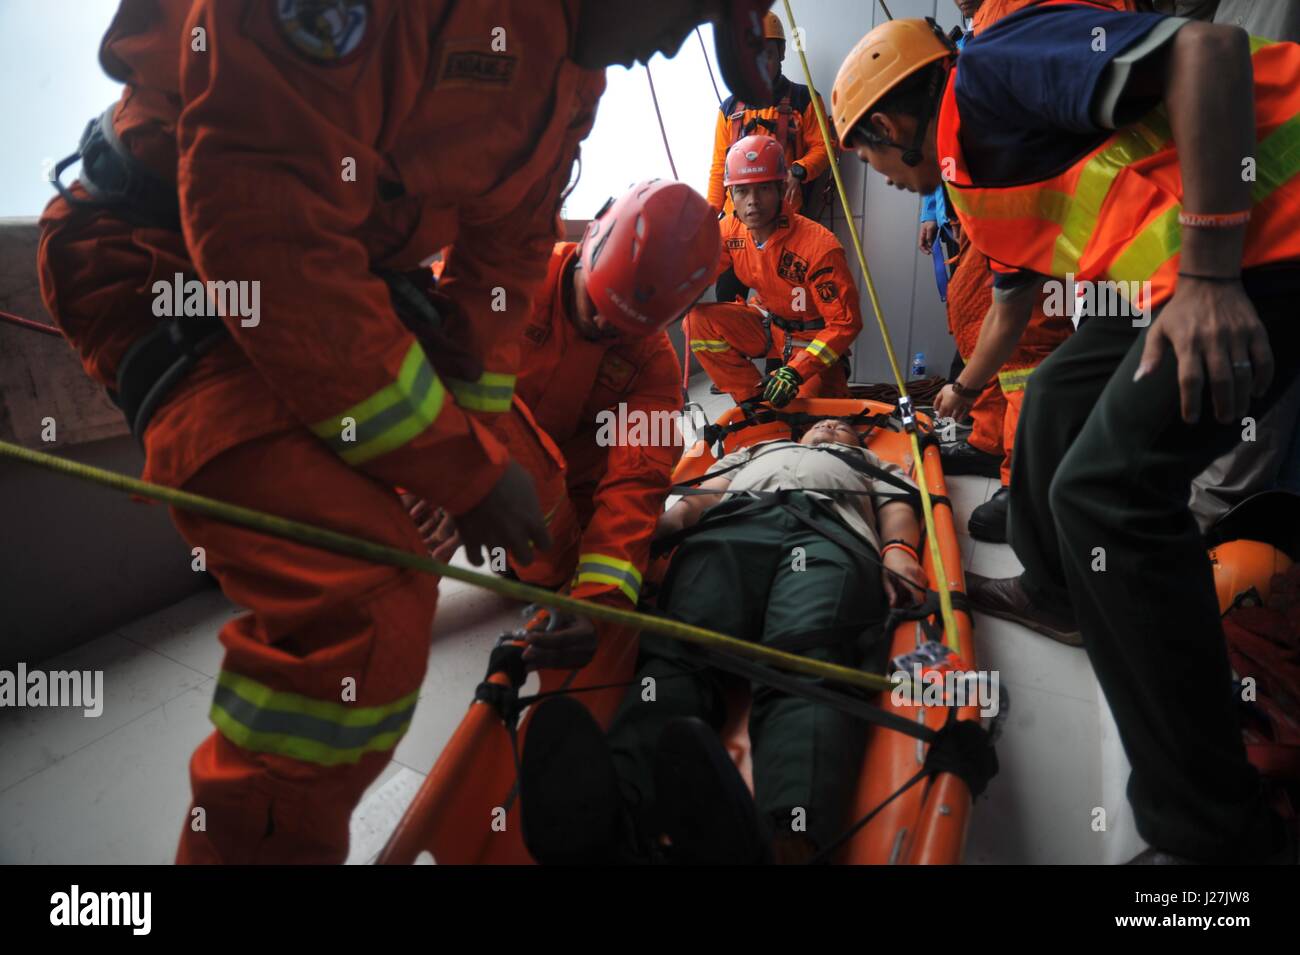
1178, 209, 1251, 229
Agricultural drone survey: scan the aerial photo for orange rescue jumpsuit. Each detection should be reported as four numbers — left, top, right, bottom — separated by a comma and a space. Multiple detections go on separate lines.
944, 233, 1073, 486
509, 243, 682, 608
37, 0, 603, 863
687, 211, 862, 404
707, 76, 835, 217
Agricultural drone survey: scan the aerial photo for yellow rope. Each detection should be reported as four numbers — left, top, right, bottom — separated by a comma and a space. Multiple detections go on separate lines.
782, 0, 960, 653
0, 438, 900, 693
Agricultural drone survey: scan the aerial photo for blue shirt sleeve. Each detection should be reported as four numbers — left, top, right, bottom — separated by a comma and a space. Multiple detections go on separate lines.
957, 6, 1174, 135
920, 190, 938, 224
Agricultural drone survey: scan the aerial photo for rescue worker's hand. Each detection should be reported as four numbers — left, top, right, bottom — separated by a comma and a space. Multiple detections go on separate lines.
522, 613, 598, 671
400, 492, 460, 562
1134, 277, 1273, 425
762, 365, 803, 408
882, 550, 928, 607
784, 171, 802, 206
455, 461, 552, 568
933, 383, 974, 421
918, 221, 938, 255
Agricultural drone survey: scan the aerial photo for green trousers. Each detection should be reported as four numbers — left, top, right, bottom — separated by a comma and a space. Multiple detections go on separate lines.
606, 492, 888, 851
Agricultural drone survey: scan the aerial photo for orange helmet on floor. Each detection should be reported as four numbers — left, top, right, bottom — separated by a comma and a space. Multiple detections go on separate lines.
831, 18, 955, 146
724, 134, 787, 187
579, 180, 721, 337
1206, 490, 1300, 613
763, 11, 786, 42
1209, 540, 1294, 614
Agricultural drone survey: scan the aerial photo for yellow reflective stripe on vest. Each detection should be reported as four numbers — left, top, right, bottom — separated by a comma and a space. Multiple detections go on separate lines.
574, 553, 643, 604
945, 183, 1074, 226
945, 110, 1173, 275
802, 338, 839, 366
1051, 109, 1171, 276
997, 366, 1036, 394
690, 339, 730, 353
309, 342, 445, 466
1252, 110, 1300, 205
210, 670, 418, 767
1106, 203, 1181, 287
446, 371, 516, 413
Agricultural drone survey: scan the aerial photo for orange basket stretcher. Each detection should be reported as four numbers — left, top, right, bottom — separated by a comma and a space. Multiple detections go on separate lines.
378, 397, 982, 864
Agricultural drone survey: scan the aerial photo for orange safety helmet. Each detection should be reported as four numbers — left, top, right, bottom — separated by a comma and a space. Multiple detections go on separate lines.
831, 18, 956, 147
762, 11, 786, 43
724, 133, 787, 187
1206, 489, 1300, 613
1209, 540, 1294, 614
579, 180, 721, 337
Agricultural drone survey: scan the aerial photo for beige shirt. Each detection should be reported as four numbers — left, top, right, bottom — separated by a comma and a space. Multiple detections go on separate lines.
707, 440, 917, 553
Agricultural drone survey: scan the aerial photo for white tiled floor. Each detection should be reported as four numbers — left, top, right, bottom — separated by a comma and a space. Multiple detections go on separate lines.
0, 378, 1143, 864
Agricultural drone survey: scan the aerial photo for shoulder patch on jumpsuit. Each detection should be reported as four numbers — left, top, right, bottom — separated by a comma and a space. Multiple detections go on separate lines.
275, 0, 371, 65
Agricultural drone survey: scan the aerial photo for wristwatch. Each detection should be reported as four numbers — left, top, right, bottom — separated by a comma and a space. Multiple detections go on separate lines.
790, 163, 807, 181
950, 379, 986, 400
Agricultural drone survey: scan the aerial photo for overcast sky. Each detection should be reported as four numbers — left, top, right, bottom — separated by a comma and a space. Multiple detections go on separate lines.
0, 3, 724, 221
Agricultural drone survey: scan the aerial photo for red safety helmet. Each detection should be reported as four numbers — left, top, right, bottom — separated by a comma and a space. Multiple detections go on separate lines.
724, 134, 787, 187
579, 180, 721, 337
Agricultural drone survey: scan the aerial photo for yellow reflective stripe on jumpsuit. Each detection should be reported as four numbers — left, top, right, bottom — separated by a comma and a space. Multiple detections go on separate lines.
803, 338, 839, 367
210, 670, 419, 767
309, 342, 446, 465
690, 338, 731, 353
446, 370, 517, 413
574, 553, 643, 604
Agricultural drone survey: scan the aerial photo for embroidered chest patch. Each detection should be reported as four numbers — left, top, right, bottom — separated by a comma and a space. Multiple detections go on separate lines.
777, 249, 809, 285
437, 47, 518, 89
597, 353, 637, 393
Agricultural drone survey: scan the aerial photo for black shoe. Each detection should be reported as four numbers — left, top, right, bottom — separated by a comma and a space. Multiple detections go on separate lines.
940, 439, 1002, 478
709, 383, 724, 395
653, 717, 770, 865
969, 486, 1009, 543
520, 697, 622, 864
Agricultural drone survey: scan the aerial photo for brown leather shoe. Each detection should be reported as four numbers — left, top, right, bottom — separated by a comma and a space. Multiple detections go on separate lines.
966, 573, 1083, 646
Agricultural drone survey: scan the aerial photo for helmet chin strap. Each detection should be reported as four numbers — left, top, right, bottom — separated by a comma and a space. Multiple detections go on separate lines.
900, 61, 947, 167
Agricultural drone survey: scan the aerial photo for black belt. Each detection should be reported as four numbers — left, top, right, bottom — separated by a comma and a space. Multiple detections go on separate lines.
111, 316, 230, 443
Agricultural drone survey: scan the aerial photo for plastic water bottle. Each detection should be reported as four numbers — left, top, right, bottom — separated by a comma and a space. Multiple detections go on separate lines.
911, 352, 927, 379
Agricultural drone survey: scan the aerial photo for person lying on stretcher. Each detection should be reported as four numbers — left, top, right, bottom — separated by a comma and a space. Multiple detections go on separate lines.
520, 418, 928, 865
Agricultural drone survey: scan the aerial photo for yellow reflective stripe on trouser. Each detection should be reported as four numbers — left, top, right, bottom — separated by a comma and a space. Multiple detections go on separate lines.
309, 342, 445, 466
446, 371, 515, 413
210, 670, 418, 767
573, 553, 643, 604
997, 366, 1036, 394
690, 339, 730, 353
802, 338, 839, 367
